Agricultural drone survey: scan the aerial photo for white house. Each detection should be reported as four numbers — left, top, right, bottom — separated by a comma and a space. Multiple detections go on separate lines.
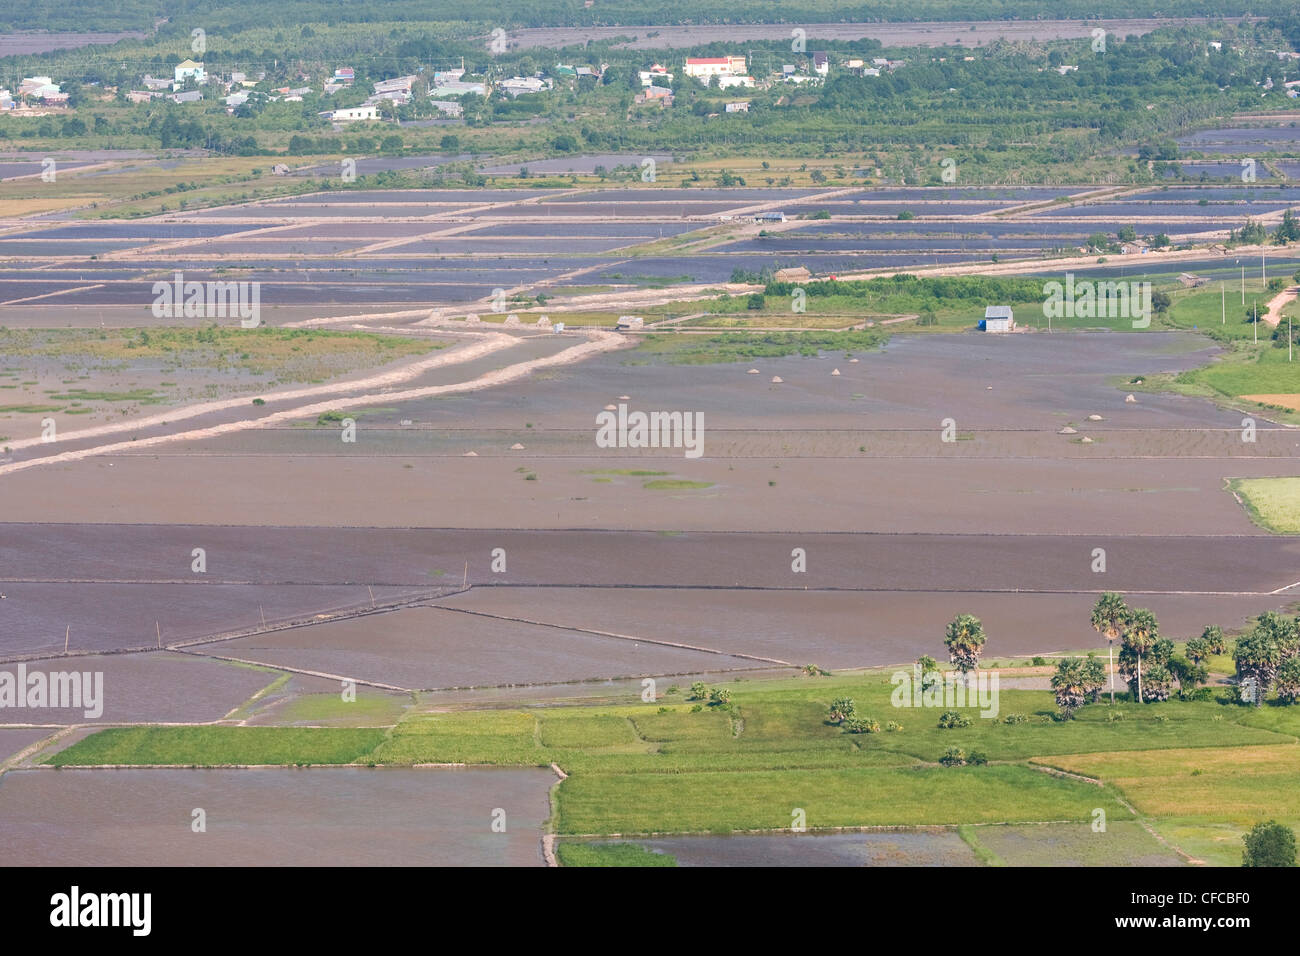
983, 305, 1015, 333
174, 60, 206, 86
719, 75, 756, 90
323, 104, 379, 122
684, 56, 746, 81
19, 76, 55, 96
638, 64, 673, 86
812, 52, 829, 75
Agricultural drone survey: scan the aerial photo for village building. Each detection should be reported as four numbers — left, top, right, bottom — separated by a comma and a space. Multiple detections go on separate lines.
173, 60, 206, 87
684, 55, 746, 80
983, 305, 1015, 333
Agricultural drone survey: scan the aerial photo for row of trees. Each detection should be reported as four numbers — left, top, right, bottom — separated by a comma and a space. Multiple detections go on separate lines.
1056, 593, 1300, 715
1229, 211, 1300, 247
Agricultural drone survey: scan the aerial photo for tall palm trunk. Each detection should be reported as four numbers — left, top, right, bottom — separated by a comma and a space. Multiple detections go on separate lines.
1136, 652, 1143, 704
1108, 641, 1115, 705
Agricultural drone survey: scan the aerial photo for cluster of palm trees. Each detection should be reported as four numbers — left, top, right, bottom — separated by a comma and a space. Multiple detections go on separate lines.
1049, 657, 1107, 719
1087, 593, 1185, 705
1066, 594, 1300, 712
1052, 594, 1208, 717
1232, 612, 1300, 707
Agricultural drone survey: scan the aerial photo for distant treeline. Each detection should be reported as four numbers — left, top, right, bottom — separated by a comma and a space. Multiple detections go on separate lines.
764, 274, 1048, 306
2, 0, 1296, 35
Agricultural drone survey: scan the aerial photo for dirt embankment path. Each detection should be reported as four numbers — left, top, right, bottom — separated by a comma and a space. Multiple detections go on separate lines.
0, 329, 628, 475
1261, 285, 1299, 328
1, 332, 517, 456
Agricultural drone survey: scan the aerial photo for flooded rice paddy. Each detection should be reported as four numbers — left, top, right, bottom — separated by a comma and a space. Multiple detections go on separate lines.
0, 767, 552, 865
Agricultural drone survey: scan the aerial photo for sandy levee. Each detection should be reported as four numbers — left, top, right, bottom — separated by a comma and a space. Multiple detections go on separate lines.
0, 329, 628, 476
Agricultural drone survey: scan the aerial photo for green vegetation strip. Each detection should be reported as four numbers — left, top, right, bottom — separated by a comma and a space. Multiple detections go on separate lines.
556, 842, 677, 867
47, 726, 386, 766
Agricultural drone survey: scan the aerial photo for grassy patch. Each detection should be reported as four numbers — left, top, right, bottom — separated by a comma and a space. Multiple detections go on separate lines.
642, 479, 714, 490
1229, 477, 1300, 533
630, 329, 887, 365
556, 842, 677, 867
1033, 744, 1300, 823
47, 726, 386, 766
555, 764, 1126, 835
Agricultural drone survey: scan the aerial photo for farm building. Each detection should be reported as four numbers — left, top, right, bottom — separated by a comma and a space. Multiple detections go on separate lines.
982, 306, 1015, 333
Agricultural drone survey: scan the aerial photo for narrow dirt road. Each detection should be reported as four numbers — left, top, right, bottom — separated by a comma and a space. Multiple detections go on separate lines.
1261, 284, 1299, 328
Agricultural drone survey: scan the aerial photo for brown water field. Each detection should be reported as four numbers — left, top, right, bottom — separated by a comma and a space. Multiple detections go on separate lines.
0, 767, 552, 866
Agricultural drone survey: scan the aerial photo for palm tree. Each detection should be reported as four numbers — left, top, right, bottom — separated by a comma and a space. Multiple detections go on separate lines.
1274, 656, 1300, 705
943, 614, 986, 678
1234, 630, 1283, 707
1122, 608, 1159, 704
1052, 658, 1087, 719
1200, 625, 1226, 657
1091, 592, 1128, 704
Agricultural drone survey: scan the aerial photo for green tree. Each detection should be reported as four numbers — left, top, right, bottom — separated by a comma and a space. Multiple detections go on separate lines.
1234, 629, 1283, 707
1168, 654, 1208, 694
1051, 658, 1087, 719
1275, 656, 1300, 705
1242, 821, 1296, 867
1119, 607, 1159, 703
1275, 208, 1300, 244
1081, 655, 1107, 702
1091, 592, 1128, 703
943, 614, 986, 675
